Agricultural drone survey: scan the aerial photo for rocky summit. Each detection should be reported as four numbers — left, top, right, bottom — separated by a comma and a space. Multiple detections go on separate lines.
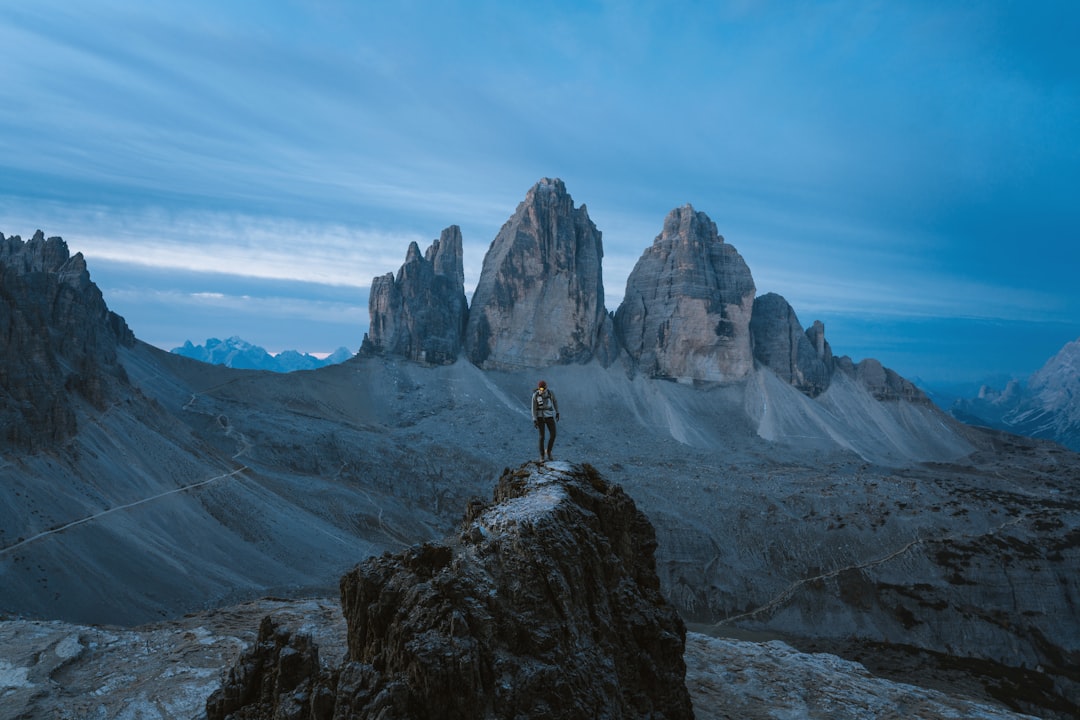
207, 462, 693, 720
463, 178, 614, 369
614, 204, 757, 382
0, 231, 133, 450
363, 225, 469, 365
750, 292, 833, 396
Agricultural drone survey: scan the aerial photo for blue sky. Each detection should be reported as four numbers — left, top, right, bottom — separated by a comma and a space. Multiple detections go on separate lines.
2, 1, 1077, 386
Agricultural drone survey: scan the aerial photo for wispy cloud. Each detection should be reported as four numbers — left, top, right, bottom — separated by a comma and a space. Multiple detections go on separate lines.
1, 200, 423, 287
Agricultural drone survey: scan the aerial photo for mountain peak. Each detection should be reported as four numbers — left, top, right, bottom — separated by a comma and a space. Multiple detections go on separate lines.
362, 225, 468, 365
464, 180, 614, 369
614, 205, 756, 381
171, 337, 351, 372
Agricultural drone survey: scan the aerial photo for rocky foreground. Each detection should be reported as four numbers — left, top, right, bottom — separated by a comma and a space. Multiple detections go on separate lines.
0, 463, 1039, 720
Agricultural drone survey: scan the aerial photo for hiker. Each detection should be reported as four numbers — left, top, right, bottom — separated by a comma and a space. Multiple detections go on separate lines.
531, 380, 560, 461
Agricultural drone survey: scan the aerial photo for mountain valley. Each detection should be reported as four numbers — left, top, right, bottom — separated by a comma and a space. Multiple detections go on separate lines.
2, 180, 1078, 718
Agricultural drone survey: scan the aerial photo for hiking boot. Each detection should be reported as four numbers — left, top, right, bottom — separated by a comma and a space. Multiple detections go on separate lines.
547, 452, 554, 461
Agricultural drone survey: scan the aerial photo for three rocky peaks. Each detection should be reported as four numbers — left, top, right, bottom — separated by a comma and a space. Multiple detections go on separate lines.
364, 177, 920, 400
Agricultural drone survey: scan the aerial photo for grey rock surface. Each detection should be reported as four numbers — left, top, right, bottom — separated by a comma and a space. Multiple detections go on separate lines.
750, 292, 833, 396
465, 178, 613, 369
364, 225, 469, 364
614, 205, 756, 381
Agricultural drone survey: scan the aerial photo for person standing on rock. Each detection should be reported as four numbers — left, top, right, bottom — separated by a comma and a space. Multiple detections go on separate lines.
531, 380, 560, 461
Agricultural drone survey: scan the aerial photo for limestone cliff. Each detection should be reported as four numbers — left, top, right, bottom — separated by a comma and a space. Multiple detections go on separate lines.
750, 292, 833, 396
0, 231, 133, 450
207, 461, 693, 720
362, 225, 468, 365
614, 205, 756, 382
464, 178, 614, 369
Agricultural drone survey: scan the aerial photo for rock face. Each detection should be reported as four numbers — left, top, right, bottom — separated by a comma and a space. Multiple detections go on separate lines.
207, 462, 693, 720
614, 205, 756, 382
0, 231, 133, 450
363, 226, 469, 365
835, 355, 927, 403
465, 178, 614, 369
750, 292, 833, 396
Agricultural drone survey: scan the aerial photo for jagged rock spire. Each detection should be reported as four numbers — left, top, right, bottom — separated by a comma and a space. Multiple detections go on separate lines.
750, 292, 833, 396
464, 178, 615, 369
363, 225, 468, 364
614, 205, 756, 381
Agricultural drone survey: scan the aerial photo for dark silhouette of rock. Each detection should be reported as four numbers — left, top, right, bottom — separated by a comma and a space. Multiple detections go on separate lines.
0, 231, 133, 450
205, 615, 334, 720
362, 225, 468, 365
751, 292, 833, 396
207, 462, 693, 720
465, 178, 614, 369
614, 204, 756, 381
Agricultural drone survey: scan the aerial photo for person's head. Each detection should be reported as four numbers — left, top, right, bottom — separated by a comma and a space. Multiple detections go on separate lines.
538, 380, 547, 389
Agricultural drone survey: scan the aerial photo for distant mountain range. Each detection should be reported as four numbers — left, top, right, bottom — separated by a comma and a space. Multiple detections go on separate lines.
171, 336, 353, 372
948, 337, 1080, 452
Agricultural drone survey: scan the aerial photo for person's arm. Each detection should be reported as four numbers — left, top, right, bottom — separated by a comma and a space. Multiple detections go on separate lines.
552, 391, 560, 420
531, 392, 538, 423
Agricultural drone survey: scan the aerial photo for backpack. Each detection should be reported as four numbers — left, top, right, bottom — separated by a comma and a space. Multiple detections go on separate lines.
534, 389, 548, 412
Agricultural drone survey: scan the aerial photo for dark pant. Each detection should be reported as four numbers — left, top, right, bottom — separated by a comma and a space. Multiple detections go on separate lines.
537, 416, 557, 455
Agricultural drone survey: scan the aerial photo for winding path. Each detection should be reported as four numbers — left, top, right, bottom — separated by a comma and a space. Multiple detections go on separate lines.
713, 513, 1029, 627
0, 466, 249, 557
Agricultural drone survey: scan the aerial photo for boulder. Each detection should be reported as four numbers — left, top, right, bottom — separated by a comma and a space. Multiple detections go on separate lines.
614, 205, 756, 382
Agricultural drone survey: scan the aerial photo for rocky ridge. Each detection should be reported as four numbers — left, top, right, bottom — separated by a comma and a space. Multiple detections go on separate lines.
206, 461, 693, 720
0, 231, 133, 450
364, 178, 921, 404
